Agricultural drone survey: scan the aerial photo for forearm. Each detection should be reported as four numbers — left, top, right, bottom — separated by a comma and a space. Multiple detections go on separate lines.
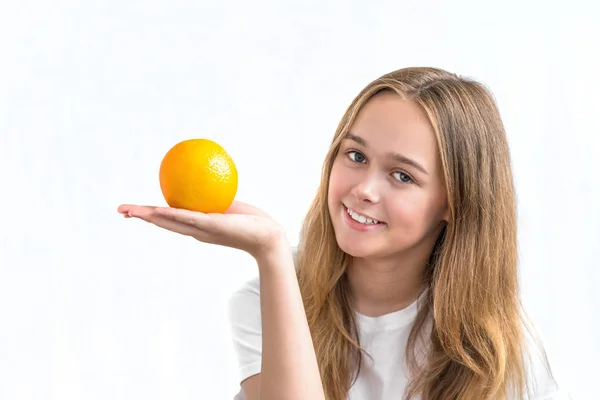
254, 241, 325, 400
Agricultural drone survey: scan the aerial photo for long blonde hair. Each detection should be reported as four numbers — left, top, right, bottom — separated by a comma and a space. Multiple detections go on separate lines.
296, 67, 545, 399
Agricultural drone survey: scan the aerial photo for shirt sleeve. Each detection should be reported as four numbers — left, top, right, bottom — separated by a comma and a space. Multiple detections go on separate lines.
227, 275, 263, 384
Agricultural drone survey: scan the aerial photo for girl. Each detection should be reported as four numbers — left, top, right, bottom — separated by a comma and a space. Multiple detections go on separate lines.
118, 67, 565, 399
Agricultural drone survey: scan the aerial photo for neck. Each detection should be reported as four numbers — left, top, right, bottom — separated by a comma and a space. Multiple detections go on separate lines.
347, 252, 428, 318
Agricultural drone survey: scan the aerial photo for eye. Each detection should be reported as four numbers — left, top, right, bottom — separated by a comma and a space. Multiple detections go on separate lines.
347, 151, 366, 163
393, 171, 413, 184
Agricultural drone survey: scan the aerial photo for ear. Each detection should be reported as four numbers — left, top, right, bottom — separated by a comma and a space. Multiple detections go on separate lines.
441, 204, 450, 224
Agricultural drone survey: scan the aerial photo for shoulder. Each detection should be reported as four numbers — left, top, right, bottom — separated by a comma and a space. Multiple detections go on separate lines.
227, 274, 261, 332
227, 275, 263, 384
227, 245, 298, 326
226, 246, 299, 384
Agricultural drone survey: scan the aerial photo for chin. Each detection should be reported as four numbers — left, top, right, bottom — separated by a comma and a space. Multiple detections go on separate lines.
335, 235, 380, 259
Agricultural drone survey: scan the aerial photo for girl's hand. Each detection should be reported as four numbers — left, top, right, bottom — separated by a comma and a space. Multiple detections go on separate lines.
117, 201, 288, 259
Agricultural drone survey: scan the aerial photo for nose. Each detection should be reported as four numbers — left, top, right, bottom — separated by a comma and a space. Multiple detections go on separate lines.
351, 173, 381, 204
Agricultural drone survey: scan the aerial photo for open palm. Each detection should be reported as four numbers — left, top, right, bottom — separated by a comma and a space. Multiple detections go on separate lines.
117, 201, 287, 258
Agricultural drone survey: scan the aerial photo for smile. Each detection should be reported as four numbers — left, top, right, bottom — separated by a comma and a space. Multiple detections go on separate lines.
344, 206, 382, 225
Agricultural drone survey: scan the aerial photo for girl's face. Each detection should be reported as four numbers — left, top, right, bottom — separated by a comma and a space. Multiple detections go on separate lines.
327, 91, 449, 261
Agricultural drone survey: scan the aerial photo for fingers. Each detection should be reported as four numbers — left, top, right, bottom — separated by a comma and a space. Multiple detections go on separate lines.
118, 204, 205, 238
144, 214, 201, 238
120, 204, 216, 231
117, 204, 243, 241
152, 207, 214, 228
119, 201, 269, 219
225, 201, 271, 218
117, 204, 157, 218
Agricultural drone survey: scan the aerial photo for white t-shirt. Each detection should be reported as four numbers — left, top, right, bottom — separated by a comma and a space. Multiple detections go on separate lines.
228, 275, 568, 400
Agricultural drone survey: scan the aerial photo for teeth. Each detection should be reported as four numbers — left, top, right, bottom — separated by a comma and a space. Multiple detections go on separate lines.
346, 207, 379, 225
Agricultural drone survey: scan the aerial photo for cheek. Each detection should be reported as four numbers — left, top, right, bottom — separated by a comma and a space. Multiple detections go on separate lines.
387, 192, 442, 231
327, 166, 341, 212
328, 163, 349, 202
388, 195, 420, 225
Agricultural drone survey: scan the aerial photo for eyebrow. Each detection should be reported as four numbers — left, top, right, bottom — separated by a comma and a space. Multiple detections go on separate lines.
344, 132, 429, 175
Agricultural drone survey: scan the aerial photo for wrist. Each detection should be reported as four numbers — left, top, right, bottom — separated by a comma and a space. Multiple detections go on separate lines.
253, 232, 294, 273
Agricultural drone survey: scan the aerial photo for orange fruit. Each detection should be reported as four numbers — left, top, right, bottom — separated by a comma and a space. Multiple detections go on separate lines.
159, 138, 238, 213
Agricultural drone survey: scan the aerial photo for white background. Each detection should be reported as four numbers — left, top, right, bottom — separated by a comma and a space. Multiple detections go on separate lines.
1, 1, 598, 399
